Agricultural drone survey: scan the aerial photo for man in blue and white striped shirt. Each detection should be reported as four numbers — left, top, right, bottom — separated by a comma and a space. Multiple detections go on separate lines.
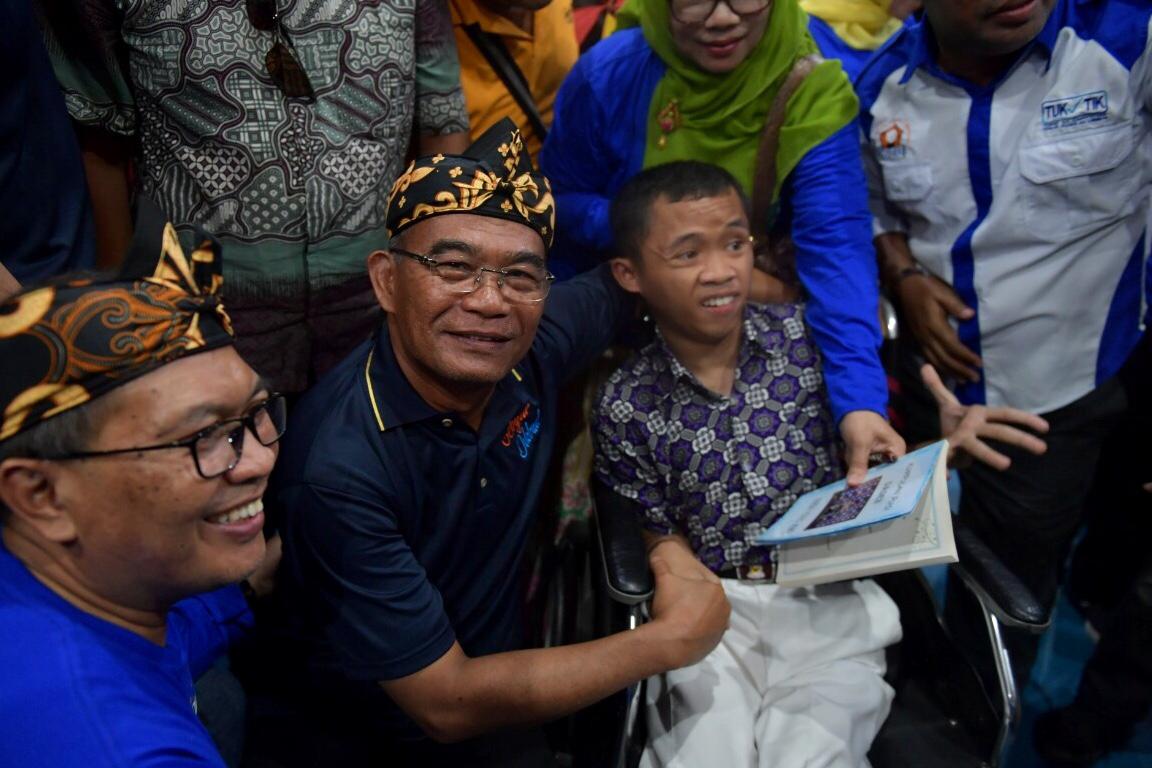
857, 0, 1151, 661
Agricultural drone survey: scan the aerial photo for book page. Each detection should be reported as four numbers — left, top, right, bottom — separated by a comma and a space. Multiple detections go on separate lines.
773, 441, 957, 588
757, 440, 947, 544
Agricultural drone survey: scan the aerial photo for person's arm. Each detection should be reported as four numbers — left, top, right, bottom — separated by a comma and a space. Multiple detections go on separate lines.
1138, 16, 1152, 114
876, 232, 981, 383
417, 131, 470, 156
861, 113, 982, 384
412, 0, 470, 152
38, 2, 137, 270
170, 585, 255, 679
535, 263, 634, 381
920, 363, 1047, 469
280, 475, 727, 743
76, 125, 133, 269
643, 530, 719, 582
749, 266, 801, 304
0, 261, 19, 301
786, 120, 905, 481
381, 552, 727, 742
538, 58, 615, 255
590, 382, 719, 584
384, 399, 732, 744
540, 36, 661, 269
787, 121, 886, 422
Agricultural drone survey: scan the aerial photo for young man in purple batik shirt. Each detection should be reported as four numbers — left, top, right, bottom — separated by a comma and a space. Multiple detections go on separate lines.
592, 161, 1049, 768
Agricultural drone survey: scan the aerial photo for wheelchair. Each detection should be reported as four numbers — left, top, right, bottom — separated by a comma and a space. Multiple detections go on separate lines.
529, 300, 1052, 768
532, 465, 1050, 768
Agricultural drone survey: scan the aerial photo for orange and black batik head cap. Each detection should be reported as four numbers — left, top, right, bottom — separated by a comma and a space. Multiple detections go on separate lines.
0, 199, 234, 443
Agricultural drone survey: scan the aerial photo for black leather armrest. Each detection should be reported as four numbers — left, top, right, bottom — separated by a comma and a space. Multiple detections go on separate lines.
591, 478, 654, 606
953, 521, 1050, 631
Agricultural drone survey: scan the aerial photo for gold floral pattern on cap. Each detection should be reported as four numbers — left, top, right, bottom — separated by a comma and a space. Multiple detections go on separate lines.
385, 119, 555, 247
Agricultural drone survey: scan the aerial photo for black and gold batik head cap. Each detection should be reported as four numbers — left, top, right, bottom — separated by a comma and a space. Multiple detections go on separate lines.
0, 198, 235, 443
385, 117, 556, 247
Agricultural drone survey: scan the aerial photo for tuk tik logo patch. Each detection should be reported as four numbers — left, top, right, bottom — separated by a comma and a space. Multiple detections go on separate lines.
1042, 91, 1108, 130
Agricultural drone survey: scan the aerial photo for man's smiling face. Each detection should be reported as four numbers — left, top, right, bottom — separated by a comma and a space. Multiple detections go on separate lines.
373, 214, 548, 399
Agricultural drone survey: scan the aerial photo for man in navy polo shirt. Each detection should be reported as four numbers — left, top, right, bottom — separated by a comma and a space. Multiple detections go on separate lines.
270, 119, 730, 767
857, 0, 1151, 688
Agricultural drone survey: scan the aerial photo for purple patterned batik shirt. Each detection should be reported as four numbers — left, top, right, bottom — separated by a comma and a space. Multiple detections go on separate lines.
593, 302, 840, 574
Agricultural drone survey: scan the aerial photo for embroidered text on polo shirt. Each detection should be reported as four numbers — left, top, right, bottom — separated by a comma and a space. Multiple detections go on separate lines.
502, 402, 541, 458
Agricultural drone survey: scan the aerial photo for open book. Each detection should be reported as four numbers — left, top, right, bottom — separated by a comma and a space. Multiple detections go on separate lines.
755, 440, 957, 587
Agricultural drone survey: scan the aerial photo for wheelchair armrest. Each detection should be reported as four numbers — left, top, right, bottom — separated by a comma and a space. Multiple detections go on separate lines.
953, 521, 1050, 631
880, 295, 899, 342
592, 479, 655, 606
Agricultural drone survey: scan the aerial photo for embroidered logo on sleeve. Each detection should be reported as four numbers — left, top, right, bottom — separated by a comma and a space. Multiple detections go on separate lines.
1042, 91, 1108, 130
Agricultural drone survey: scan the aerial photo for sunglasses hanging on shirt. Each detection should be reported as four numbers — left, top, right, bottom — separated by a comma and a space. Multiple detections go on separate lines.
246, 0, 316, 101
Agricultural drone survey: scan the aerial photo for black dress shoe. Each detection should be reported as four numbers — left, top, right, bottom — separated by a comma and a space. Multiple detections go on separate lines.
1033, 704, 1132, 766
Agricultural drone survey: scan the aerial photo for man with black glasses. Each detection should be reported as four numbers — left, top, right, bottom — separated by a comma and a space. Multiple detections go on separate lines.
268, 119, 730, 768
0, 205, 282, 768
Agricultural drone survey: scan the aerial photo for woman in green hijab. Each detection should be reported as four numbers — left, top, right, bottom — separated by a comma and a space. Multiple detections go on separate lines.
541, 0, 899, 490
623, 0, 858, 211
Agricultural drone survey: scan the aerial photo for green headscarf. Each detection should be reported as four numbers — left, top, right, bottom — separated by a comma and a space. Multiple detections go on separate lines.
617, 0, 858, 207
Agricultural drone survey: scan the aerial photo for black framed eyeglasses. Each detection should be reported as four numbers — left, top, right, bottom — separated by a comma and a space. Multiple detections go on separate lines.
42, 394, 288, 480
669, 0, 770, 24
245, 0, 316, 101
391, 247, 556, 304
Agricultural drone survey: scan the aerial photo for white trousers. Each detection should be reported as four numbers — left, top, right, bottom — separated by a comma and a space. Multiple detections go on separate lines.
640, 578, 902, 768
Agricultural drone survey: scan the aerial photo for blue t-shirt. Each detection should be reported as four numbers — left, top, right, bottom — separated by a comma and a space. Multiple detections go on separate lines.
0, 539, 252, 767
272, 265, 630, 749
1, 0, 95, 283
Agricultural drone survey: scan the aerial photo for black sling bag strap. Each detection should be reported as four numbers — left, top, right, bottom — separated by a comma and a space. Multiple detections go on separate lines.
462, 22, 550, 144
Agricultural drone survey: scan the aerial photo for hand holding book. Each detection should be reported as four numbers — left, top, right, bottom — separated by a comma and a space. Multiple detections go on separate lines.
755, 441, 955, 586
753, 367, 1050, 587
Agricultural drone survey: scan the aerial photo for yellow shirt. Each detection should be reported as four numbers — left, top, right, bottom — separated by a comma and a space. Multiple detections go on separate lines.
450, 0, 578, 160
799, 0, 903, 50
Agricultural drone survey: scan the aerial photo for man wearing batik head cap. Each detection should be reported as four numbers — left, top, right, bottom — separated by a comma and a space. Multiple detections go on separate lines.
0, 202, 284, 768
270, 118, 729, 767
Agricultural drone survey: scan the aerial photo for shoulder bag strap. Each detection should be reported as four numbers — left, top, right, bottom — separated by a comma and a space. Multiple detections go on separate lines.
749, 53, 823, 247
462, 23, 550, 144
